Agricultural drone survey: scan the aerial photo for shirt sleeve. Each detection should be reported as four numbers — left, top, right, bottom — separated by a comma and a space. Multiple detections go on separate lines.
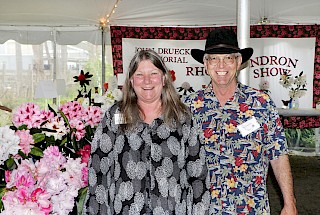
82, 106, 117, 215
185, 117, 210, 215
265, 97, 289, 161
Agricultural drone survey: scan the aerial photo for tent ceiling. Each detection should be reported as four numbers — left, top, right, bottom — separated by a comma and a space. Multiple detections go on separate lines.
0, 0, 319, 44
1, 0, 319, 28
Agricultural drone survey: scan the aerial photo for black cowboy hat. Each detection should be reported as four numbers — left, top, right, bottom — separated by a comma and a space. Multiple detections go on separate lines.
191, 28, 253, 64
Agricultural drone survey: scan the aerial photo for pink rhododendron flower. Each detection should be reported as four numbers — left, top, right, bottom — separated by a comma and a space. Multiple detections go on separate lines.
77, 144, 91, 165
42, 115, 69, 140
81, 166, 88, 186
63, 157, 86, 188
59, 101, 84, 121
31, 188, 52, 214
42, 146, 66, 168
12, 103, 52, 129
1, 99, 104, 214
45, 174, 67, 195
69, 118, 86, 141
1, 146, 87, 215
51, 187, 78, 214
1, 200, 45, 215
15, 171, 36, 188
5, 160, 36, 189
4, 170, 10, 183
16, 129, 34, 155
83, 106, 103, 128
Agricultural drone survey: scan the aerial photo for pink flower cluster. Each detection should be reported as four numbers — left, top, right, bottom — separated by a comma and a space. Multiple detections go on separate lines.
0, 101, 103, 214
1, 146, 87, 215
12, 103, 54, 129
59, 101, 103, 141
12, 101, 103, 142
15, 129, 34, 155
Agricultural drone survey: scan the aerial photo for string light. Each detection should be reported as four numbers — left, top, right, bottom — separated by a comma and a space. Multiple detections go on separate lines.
99, 17, 107, 30
258, 16, 270, 25
99, 0, 121, 29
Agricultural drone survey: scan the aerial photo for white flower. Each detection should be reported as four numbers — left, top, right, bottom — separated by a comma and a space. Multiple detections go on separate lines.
112, 88, 123, 101
296, 74, 307, 86
42, 116, 69, 140
97, 89, 123, 112
93, 94, 105, 103
279, 75, 294, 88
51, 189, 77, 214
0, 126, 21, 165
81, 98, 90, 108
0, 201, 45, 215
279, 71, 307, 99
45, 175, 67, 195
62, 157, 86, 188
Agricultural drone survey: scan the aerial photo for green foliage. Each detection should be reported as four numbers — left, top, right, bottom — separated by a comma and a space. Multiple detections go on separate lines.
5, 158, 15, 170
83, 58, 114, 93
32, 133, 46, 143
285, 128, 316, 149
30, 146, 44, 157
0, 102, 98, 213
76, 187, 88, 215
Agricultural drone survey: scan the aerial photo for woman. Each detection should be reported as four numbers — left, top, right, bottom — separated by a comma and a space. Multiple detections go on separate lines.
83, 50, 209, 215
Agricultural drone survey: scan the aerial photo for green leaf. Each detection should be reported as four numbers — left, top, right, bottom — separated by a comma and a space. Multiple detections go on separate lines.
44, 135, 57, 147
33, 133, 46, 143
5, 158, 15, 169
0, 187, 7, 211
60, 136, 68, 146
30, 146, 44, 157
59, 111, 70, 127
0, 200, 3, 212
48, 104, 57, 115
18, 150, 28, 159
72, 136, 78, 152
17, 124, 27, 130
76, 187, 88, 215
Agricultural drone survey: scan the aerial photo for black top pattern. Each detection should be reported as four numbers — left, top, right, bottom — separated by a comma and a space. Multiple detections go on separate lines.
82, 104, 210, 215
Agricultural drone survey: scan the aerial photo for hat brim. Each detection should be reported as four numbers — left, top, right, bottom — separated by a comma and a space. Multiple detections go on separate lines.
191, 47, 253, 65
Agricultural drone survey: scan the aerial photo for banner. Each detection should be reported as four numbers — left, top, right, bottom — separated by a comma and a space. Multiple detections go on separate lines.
249, 38, 315, 108
122, 37, 315, 108
122, 38, 209, 96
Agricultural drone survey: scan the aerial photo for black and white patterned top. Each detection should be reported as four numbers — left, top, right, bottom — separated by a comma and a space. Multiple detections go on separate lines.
82, 103, 210, 215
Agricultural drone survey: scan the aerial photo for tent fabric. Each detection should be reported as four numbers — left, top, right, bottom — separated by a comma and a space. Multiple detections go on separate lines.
0, 0, 319, 44
0, 26, 103, 45
110, 25, 320, 128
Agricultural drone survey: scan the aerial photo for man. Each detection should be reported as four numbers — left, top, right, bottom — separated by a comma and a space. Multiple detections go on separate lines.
183, 28, 297, 214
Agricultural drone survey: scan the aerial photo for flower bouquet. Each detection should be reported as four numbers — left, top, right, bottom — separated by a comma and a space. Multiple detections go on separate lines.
93, 76, 123, 112
279, 71, 307, 99
0, 101, 103, 214
279, 71, 307, 108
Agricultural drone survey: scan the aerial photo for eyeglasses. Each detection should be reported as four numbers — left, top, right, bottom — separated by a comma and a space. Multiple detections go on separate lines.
205, 54, 239, 66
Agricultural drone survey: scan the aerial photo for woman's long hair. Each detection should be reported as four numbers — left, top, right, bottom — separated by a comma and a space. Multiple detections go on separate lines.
119, 49, 190, 130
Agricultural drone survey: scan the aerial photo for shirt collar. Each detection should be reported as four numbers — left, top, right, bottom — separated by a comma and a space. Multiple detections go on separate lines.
204, 81, 247, 98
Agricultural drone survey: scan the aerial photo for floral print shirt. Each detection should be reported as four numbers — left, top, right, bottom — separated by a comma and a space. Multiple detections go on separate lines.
82, 103, 210, 215
183, 83, 288, 215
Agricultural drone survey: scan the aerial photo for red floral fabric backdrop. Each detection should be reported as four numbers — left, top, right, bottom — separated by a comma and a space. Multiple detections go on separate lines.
110, 25, 320, 129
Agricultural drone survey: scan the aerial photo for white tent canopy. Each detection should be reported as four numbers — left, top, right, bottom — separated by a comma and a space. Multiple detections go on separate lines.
0, 0, 319, 45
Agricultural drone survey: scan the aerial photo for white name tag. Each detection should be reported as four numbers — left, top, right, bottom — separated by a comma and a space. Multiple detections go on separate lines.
237, 116, 260, 137
114, 113, 126, 124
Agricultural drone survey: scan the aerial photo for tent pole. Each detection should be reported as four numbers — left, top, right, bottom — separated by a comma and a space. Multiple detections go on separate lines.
101, 27, 106, 94
237, 0, 250, 85
52, 28, 57, 104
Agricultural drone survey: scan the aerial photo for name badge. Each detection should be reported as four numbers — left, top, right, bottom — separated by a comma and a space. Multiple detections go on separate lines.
114, 113, 126, 124
237, 116, 260, 137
